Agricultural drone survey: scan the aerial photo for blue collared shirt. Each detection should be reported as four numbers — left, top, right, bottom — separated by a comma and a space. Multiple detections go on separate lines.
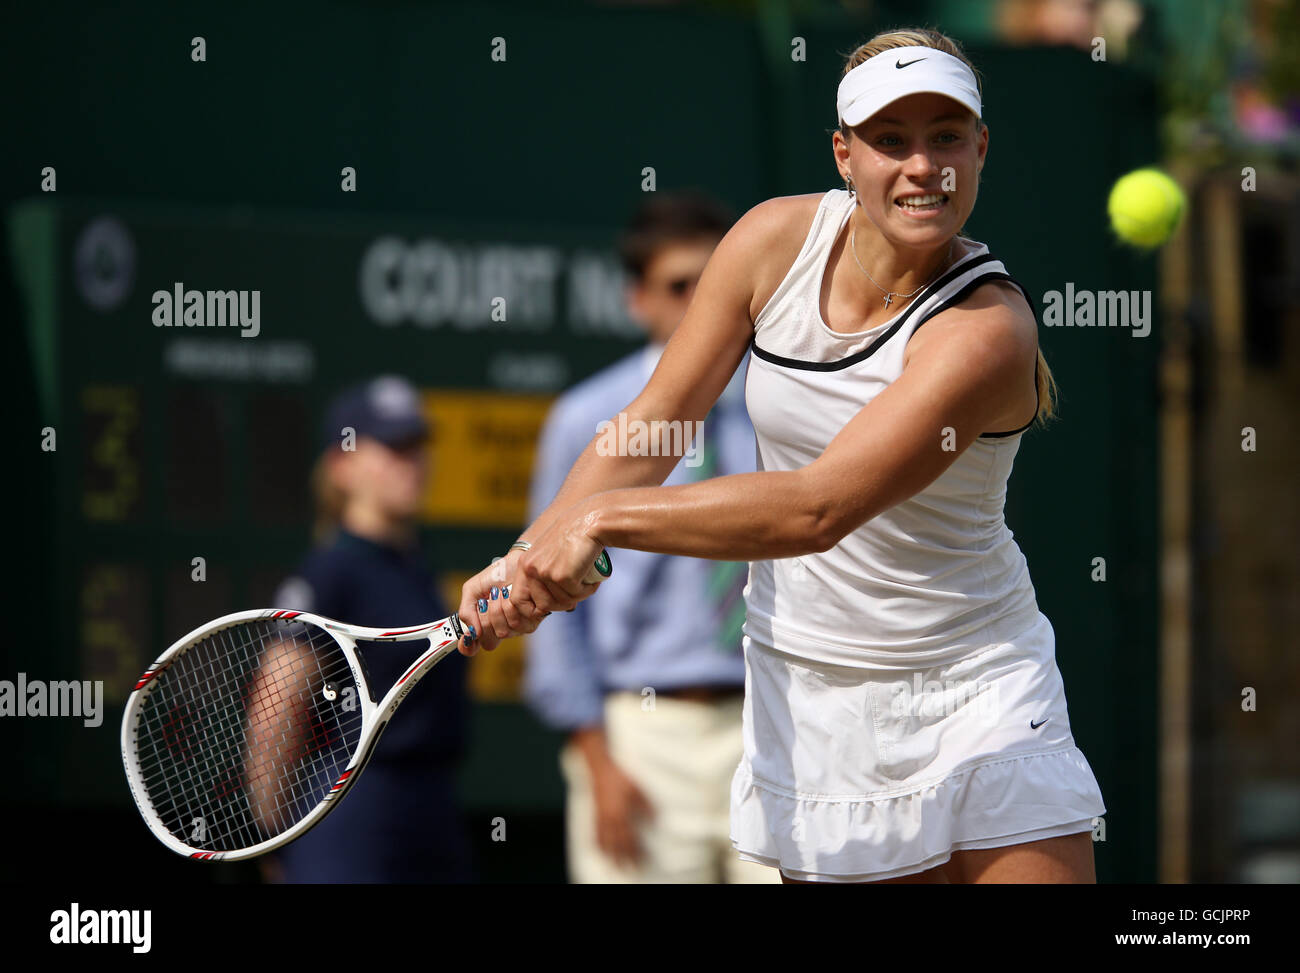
523, 344, 756, 731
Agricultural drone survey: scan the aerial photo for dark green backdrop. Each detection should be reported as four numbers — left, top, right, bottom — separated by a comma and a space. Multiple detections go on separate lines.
3, 1, 1160, 882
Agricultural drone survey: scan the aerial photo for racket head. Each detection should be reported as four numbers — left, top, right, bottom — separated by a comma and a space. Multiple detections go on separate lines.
121, 609, 375, 861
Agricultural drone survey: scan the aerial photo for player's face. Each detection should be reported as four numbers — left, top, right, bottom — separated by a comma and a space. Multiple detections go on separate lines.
837, 92, 987, 247
627, 238, 718, 345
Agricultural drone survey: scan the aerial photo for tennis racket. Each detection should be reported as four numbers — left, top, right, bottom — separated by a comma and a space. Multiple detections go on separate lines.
121, 550, 612, 861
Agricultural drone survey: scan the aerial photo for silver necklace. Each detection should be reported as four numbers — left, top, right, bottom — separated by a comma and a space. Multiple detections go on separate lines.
850, 227, 954, 308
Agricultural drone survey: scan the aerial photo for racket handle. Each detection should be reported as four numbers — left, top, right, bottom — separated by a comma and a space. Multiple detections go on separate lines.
582, 549, 613, 585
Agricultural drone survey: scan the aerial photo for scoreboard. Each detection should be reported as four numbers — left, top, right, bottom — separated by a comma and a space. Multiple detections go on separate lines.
10, 198, 645, 808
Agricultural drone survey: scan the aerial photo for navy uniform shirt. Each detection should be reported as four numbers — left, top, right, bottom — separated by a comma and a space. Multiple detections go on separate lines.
270, 528, 472, 882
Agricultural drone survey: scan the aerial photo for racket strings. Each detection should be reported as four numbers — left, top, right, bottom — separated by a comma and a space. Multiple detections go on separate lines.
133, 619, 365, 851
139, 623, 357, 848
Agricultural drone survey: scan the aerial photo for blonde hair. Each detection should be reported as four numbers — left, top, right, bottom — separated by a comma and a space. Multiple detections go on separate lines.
310, 450, 346, 543
839, 28, 1057, 427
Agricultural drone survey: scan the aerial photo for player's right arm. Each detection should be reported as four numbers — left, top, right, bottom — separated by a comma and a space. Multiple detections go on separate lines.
459, 196, 806, 651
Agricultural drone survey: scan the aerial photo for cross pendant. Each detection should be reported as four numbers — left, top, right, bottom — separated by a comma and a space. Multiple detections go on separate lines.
883, 293, 893, 308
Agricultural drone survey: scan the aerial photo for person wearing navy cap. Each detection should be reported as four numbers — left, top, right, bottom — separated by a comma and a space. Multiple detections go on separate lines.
267, 375, 472, 883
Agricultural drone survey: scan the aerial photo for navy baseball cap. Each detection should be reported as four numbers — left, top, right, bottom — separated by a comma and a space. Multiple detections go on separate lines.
321, 375, 430, 451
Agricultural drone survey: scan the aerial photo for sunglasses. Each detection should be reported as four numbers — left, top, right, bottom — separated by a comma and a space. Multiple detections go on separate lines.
652, 275, 700, 297
385, 435, 430, 456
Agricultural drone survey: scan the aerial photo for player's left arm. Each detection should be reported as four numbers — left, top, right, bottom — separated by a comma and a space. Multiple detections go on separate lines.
802, 281, 1039, 541
518, 284, 1037, 592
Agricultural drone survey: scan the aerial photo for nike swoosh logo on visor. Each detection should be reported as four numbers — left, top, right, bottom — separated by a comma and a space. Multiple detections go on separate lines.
896, 58, 926, 69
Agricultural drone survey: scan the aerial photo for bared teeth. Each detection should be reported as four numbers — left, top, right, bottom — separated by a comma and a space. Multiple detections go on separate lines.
898, 193, 947, 207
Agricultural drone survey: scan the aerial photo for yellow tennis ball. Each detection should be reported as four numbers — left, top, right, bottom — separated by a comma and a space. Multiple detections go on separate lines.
1107, 168, 1186, 249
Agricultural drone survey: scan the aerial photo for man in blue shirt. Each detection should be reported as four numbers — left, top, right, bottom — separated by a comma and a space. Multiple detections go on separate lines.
525, 193, 777, 883
270, 376, 471, 883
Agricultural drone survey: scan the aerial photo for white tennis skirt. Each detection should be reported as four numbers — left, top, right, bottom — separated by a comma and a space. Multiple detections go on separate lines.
730, 610, 1107, 882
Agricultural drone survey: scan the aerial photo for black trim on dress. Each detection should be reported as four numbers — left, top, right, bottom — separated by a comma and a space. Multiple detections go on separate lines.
750, 260, 1042, 439
750, 254, 1001, 373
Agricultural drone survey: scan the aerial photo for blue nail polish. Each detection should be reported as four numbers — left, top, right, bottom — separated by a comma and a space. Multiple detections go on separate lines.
477, 598, 489, 614
466, 624, 477, 640
490, 587, 500, 600
502, 586, 510, 599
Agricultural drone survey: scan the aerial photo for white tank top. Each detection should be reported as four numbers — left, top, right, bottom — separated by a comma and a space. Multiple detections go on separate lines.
743, 188, 1042, 669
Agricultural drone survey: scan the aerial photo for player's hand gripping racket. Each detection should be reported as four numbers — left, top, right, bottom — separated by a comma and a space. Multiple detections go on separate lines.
121, 550, 612, 860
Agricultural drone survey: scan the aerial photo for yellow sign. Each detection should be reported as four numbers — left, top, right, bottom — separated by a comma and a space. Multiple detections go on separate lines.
421, 390, 554, 527
440, 573, 530, 703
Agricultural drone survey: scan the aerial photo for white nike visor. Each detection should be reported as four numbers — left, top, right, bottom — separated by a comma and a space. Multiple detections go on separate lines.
837, 48, 982, 128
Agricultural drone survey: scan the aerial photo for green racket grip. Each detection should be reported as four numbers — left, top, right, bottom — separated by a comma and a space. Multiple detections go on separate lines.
582, 549, 613, 585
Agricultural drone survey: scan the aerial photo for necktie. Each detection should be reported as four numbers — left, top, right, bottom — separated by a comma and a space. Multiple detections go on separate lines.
694, 413, 748, 654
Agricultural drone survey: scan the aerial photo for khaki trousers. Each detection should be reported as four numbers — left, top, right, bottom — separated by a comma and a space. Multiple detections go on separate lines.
561, 690, 779, 884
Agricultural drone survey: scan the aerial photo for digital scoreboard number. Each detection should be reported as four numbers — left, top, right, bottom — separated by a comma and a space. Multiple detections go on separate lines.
81, 386, 143, 523
80, 563, 149, 707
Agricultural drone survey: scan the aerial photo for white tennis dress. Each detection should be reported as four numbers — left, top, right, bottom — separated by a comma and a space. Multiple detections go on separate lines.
730, 188, 1106, 882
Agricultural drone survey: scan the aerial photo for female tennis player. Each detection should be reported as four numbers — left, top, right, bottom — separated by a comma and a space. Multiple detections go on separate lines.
458, 28, 1107, 884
